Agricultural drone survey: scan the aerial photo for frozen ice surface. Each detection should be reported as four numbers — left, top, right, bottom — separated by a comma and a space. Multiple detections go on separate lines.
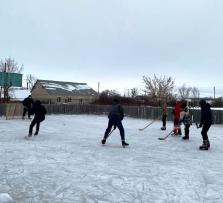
0, 115, 223, 203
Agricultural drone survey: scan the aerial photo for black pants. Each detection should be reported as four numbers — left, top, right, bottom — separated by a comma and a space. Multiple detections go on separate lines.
23, 107, 31, 118
201, 123, 211, 141
162, 114, 167, 127
29, 117, 44, 134
104, 118, 125, 141
184, 124, 190, 137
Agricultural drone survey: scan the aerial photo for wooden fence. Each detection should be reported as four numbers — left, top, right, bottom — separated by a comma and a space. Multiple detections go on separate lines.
0, 103, 223, 124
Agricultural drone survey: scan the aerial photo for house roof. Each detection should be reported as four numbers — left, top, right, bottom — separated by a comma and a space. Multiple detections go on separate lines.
34, 80, 97, 96
9, 87, 31, 101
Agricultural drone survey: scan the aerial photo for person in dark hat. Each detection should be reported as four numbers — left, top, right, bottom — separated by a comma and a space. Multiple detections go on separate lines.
198, 99, 213, 150
28, 100, 47, 137
101, 98, 129, 147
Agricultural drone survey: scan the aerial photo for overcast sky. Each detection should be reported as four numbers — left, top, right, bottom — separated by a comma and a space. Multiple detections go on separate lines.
0, 0, 223, 96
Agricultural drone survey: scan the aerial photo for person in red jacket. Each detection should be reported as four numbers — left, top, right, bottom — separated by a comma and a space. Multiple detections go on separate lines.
172, 100, 182, 135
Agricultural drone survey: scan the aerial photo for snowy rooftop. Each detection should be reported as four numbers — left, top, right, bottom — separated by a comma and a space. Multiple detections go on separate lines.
37, 80, 97, 96
0, 115, 223, 202
9, 87, 30, 101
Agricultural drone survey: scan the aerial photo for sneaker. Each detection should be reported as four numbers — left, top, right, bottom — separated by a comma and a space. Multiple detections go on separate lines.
101, 139, 106, 145
122, 141, 129, 147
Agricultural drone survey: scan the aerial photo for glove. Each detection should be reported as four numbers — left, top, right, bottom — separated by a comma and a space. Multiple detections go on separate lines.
199, 123, 202, 128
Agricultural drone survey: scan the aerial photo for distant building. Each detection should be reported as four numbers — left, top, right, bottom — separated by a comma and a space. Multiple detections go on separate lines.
31, 79, 98, 104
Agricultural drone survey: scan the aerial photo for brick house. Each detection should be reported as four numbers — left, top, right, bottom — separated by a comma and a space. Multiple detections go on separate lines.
31, 80, 98, 104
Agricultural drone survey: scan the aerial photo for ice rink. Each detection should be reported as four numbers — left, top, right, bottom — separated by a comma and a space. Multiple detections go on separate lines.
0, 115, 223, 203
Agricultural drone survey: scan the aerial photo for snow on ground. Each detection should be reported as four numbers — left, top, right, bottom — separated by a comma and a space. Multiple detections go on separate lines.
0, 115, 223, 203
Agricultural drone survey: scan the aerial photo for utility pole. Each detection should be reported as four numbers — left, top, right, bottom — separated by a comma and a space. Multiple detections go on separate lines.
97, 82, 100, 95
214, 86, 215, 100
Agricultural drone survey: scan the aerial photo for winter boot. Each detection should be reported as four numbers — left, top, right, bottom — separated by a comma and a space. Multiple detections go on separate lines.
161, 126, 166, 130
28, 133, 32, 137
101, 139, 106, 145
34, 131, 38, 136
199, 140, 209, 150
182, 135, 189, 140
122, 141, 129, 147
178, 129, 182, 136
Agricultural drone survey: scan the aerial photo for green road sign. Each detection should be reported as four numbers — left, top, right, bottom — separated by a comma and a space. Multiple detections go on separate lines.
0, 72, 22, 87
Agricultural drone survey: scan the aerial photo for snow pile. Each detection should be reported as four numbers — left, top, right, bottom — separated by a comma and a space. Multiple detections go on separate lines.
1, 115, 223, 202
0, 194, 15, 203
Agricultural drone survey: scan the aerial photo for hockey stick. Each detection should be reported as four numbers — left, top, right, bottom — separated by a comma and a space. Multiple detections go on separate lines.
108, 128, 115, 136
158, 130, 174, 140
195, 123, 202, 129
138, 120, 155, 131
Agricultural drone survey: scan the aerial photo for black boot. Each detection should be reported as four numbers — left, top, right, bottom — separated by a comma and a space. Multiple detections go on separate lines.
161, 126, 166, 130
101, 139, 106, 145
182, 135, 189, 140
199, 140, 209, 150
122, 141, 129, 147
34, 131, 38, 136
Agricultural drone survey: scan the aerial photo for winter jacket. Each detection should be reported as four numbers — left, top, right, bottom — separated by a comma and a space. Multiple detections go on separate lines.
22, 97, 34, 108
173, 102, 182, 120
200, 103, 213, 126
31, 102, 47, 121
162, 104, 167, 116
180, 107, 192, 126
108, 104, 124, 121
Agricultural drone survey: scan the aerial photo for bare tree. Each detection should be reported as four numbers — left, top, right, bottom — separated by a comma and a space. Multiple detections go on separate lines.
100, 89, 120, 97
26, 74, 37, 90
191, 87, 200, 98
143, 74, 175, 103
130, 88, 139, 98
0, 57, 23, 73
178, 84, 192, 99
0, 57, 24, 101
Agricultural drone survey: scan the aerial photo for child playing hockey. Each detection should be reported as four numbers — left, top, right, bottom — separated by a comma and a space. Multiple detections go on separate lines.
101, 98, 129, 147
22, 95, 34, 119
28, 100, 47, 137
172, 100, 182, 135
161, 102, 167, 130
180, 104, 192, 140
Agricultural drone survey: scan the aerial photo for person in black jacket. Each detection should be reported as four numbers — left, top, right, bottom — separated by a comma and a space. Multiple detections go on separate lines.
198, 99, 213, 150
28, 100, 47, 137
22, 95, 34, 119
101, 98, 129, 147
161, 102, 167, 130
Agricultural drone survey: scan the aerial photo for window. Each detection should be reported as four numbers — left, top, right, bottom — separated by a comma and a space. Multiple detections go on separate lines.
57, 97, 61, 103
